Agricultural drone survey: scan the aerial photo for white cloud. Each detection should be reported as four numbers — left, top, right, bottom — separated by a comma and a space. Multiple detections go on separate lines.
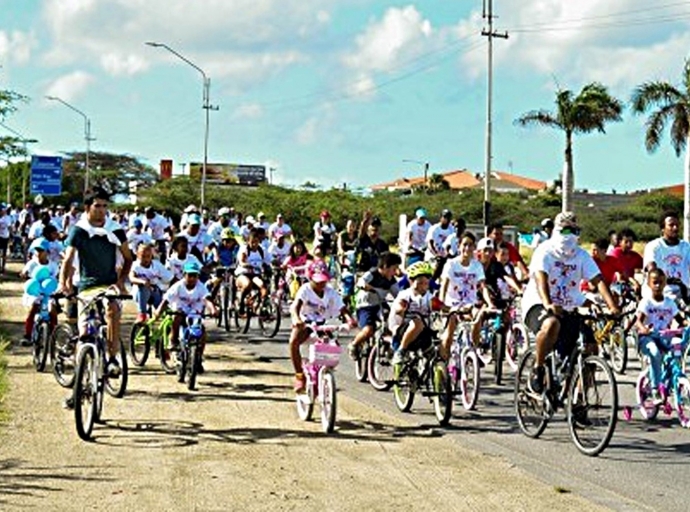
100, 52, 149, 76
295, 104, 335, 146
233, 103, 264, 120
0, 30, 38, 64
45, 71, 95, 102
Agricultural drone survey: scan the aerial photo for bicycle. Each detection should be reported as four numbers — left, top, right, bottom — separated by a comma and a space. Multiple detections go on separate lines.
447, 309, 481, 411
514, 310, 619, 456
235, 272, 281, 338
623, 328, 690, 428
476, 308, 508, 385
296, 323, 349, 433
213, 266, 237, 332
366, 304, 396, 391
28, 290, 61, 373
588, 307, 630, 375
51, 319, 78, 388
129, 308, 177, 374
392, 318, 453, 426
72, 290, 131, 441
176, 313, 211, 391
505, 296, 531, 372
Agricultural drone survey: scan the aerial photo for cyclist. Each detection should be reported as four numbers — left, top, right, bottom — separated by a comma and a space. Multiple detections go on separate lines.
389, 261, 436, 368
0, 203, 13, 274
404, 208, 430, 266
127, 218, 153, 254
208, 229, 239, 300
522, 212, 620, 394
154, 262, 218, 369
129, 243, 173, 322
313, 210, 337, 256
289, 260, 356, 392
143, 207, 172, 264
256, 212, 270, 232
283, 240, 312, 298
59, 188, 133, 403
20, 239, 58, 346
610, 227, 643, 295
356, 211, 389, 272
488, 222, 529, 280
425, 209, 454, 280
635, 268, 687, 404
207, 207, 233, 245
337, 219, 358, 264
442, 217, 467, 259
347, 252, 402, 359
235, 229, 269, 315
268, 230, 292, 267
28, 210, 51, 242
167, 235, 203, 283
643, 211, 690, 301
268, 213, 293, 240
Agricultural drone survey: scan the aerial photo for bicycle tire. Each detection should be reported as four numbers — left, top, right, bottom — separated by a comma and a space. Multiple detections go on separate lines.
320, 369, 337, 433
506, 323, 529, 372
129, 322, 150, 367
607, 325, 627, 375
159, 323, 177, 375
494, 331, 505, 385
354, 343, 369, 383
367, 342, 394, 391
33, 322, 50, 372
187, 344, 200, 391
567, 355, 618, 457
635, 369, 659, 421
222, 285, 232, 332
432, 360, 453, 426
74, 345, 98, 441
258, 295, 281, 338
514, 348, 548, 439
105, 342, 128, 399
296, 375, 314, 421
393, 364, 415, 412
461, 349, 480, 411
52, 323, 76, 388
683, 343, 690, 376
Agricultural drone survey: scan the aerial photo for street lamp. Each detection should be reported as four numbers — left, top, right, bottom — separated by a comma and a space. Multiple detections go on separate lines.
0, 122, 38, 205
45, 95, 93, 196
145, 41, 218, 208
402, 159, 429, 191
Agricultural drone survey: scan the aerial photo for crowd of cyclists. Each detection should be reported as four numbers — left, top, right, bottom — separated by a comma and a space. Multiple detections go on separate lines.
3, 190, 690, 449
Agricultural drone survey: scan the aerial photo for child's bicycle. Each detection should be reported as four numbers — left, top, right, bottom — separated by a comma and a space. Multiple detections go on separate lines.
176, 313, 212, 391
72, 289, 132, 441
623, 328, 690, 428
29, 291, 62, 373
235, 275, 281, 338
447, 308, 482, 411
296, 323, 349, 434
514, 310, 618, 456
129, 307, 177, 374
213, 265, 237, 332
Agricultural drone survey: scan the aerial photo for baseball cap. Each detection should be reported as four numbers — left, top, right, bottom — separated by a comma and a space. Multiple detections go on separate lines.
221, 228, 234, 240
245, 215, 256, 224
133, 219, 143, 228
188, 213, 201, 225
257, 211, 266, 218
415, 208, 427, 219
56, 205, 65, 210
218, 207, 231, 216
183, 261, 202, 275
441, 209, 452, 219
30, 238, 50, 252
184, 204, 197, 213
308, 261, 330, 283
320, 210, 330, 218
541, 218, 554, 228
555, 211, 578, 230
477, 237, 495, 251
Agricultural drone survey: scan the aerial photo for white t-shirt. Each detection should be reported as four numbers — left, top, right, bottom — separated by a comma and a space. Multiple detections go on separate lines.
637, 296, 678, 332
131, 260, 173, 289
144, 214, 170, 241
166, 253, 203, 281
163, 280, 209, 315
127, 229, 153, 253
207, 220, 233, 245
181, 230, 214, 256
425, 222, 454, 259
388, 287, 433, 333
268, 241, 292, 262
443, 233, 460, 257
269, 222, 292, 239
235, 245, 266, 275
239, 224, 253, 241
441, 257, 485, 307
522, 240, 600, 317
0, 215, 12, 238
643, 238, 690, 287
406, 220, 431, 252
22, 259, 59, 279
28, 220, 45, 240
128, 213, 144, 228
313, 221, 337, 247
294, 283, 343, 323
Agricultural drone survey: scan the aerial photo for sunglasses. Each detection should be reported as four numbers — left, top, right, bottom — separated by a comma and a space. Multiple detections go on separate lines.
560, 227, 581, 236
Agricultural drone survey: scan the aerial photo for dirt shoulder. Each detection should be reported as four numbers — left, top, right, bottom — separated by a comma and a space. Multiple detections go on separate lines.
0, 263, 608, 511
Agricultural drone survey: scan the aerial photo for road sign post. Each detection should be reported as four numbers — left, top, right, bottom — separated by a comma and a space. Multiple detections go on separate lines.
30, 156, 63, 196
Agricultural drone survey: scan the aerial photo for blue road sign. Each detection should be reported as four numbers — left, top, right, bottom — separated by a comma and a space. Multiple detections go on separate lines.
31, 156, 63, 196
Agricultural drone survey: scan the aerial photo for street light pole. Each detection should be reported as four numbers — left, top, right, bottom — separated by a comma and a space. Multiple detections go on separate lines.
402, 159, 430, 191
146, 42, 218, 208
0, 122, 38, 205
45, 95, 93, 196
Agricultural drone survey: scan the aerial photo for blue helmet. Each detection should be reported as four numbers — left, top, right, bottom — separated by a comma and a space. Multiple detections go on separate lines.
30, 238, 50, 253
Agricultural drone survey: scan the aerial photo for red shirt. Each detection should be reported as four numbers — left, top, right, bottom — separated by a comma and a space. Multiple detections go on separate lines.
501, 241, 524, 265
594, 255, 622, 286
610, 247, 643, 280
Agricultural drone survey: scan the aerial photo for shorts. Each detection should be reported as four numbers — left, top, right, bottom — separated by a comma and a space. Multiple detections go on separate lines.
524, 305, 594, 358
357, 306, 380, 329
0, 237, 8, 251
77, 286, 122, 335
395, 318, 433, 352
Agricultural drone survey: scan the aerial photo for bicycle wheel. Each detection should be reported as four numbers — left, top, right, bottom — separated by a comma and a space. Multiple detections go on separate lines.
367, 341, 394, 391
354, 343, 369, 383
221, 285, 232, 333
159, 324, 177, 375
674, 377, 690, 428
635, 369, 659, 421
607, 325, 627, 375
187, 344, 200, 391
128, 322, 150, 367
177, 348, 187, 384
493, 331, 505, 385
567, 355, 618, 457
106, 341, 128, 398
320, 369, 337, 433
33, 322, 50, 372
393, 364, 415, 412
506, 323, 529, 372
461, 349, 480, 411
683, 343, 690, 376
258, 295, 281, 338
52, 323, 76, 388
432, 360, 453, 426
74, 346, 98, 441
296, 375, 314, 421
514, 349, 548, 439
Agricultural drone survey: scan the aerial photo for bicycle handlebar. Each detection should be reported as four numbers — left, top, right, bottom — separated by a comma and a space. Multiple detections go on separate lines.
306, 323, 350, 335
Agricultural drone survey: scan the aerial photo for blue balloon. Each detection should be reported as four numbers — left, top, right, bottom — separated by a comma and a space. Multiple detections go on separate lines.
32, 266, 52, 282
41, 278, 58, 296
25, 278, 42, 297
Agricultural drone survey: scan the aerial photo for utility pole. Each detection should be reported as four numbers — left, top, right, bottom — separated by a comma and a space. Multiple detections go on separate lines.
482, 0, 508, 234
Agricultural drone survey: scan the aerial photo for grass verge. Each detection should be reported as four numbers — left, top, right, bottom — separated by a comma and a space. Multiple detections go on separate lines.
0, 338, 8, 424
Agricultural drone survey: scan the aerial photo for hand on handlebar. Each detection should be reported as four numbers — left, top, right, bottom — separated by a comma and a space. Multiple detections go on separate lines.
545, 304, 563, 317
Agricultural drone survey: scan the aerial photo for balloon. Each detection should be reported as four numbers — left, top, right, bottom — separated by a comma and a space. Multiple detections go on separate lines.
25, 278, 42, 297
32, 266, 51, 282
40, 278, 58, 296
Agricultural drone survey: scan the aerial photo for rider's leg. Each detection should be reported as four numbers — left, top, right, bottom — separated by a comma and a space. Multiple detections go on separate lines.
535, 316, 560, 366
170, 314, 183, 348
350, 306, 378, 349
134, 286, 150, 320
24, 302, 39, 340
639, 335, 662, 390
236, 275, 250, 312
289, 325, 310, 391
441, 314, 458, 360
105, 299, 122, 359
399, 318, 424, 352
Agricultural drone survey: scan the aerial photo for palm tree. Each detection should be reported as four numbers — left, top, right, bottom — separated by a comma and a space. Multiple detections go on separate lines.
631, 60, 690, 240
516, 83, 623, 212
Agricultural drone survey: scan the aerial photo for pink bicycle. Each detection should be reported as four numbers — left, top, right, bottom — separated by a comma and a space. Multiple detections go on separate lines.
296, 323, 349, 433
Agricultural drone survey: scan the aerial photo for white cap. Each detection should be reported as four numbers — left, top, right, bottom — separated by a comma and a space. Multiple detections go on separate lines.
218, 207, 231, 216
477, 237, 495, 251
245, 215, 256, 225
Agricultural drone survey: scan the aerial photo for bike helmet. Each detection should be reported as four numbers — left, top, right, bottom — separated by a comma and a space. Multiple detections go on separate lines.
183, 261, 202, 275
406, 261, 433, 280
221, 228, 234, 240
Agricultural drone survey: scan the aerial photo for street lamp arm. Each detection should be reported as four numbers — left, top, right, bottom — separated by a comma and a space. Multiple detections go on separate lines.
45, 96, 88, 124
145, 42, 207, 81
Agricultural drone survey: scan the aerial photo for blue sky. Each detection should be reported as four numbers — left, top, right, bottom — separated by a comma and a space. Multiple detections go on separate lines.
2, 0, 690, 192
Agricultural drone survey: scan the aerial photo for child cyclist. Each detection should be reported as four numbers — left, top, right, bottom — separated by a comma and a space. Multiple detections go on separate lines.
389, 261, 437, 367
20, 239, 59, 346
208, 228, 239, 300
235, 229, 270, 314
153, 262, 217, 370
289, 260, 357, 392
167, 235, 203, 283
129, 243, 173, 321
283, 240, 312, 299
347, 252, 402, 359
635, 268, 687, 404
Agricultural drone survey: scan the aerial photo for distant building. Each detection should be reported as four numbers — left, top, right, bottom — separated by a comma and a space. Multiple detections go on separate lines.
370, 169, 547, 194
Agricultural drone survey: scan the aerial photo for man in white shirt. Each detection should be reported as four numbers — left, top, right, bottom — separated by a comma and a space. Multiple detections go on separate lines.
51, 205, 66, 232
207, 207, 233, 245
0, 203, 13, 274
643, 210, 690, 300
268, 213, 293, 240
180, 204, 198, 231
143, 207, 172, 263
522, 212, 619, 394
425, 209, 454, 279
405, 208, 431, 267
256, 212, 270, 232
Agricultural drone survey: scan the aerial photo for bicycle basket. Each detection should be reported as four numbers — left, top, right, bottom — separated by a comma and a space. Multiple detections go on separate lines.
308, 343, 341, 367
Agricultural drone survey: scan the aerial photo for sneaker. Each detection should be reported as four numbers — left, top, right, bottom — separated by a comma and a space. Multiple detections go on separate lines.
391, 349, 405, 366
348, 342, 360, 361
62, 395, 75, 410
106, 358, 121, 378
294, 373, 306, 393
651, 388, 663, 406
20, 336, 32, 347
529, 365, 546, 394
571, 404, 592, 427
196, 361, 205, 374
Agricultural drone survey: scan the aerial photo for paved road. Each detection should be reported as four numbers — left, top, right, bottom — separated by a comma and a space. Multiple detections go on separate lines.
233, 322, 688, 512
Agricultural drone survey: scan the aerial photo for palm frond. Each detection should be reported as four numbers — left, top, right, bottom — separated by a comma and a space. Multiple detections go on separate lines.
569, 83, 623, 134
514, 109, 562, 129
669, 104, 690, 157
631, 81, 684, 114
643, 104, 675, 153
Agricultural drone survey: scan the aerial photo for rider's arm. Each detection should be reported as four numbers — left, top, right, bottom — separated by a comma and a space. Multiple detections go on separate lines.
439, 277, 449, 305
534, 270, 555, 311
290, 298, 304, 326
129, 266, 148, 286
592, 275, 620, 315
635, 310, 651, 335
59, 245, 77, 292
480, 281, 496, 309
